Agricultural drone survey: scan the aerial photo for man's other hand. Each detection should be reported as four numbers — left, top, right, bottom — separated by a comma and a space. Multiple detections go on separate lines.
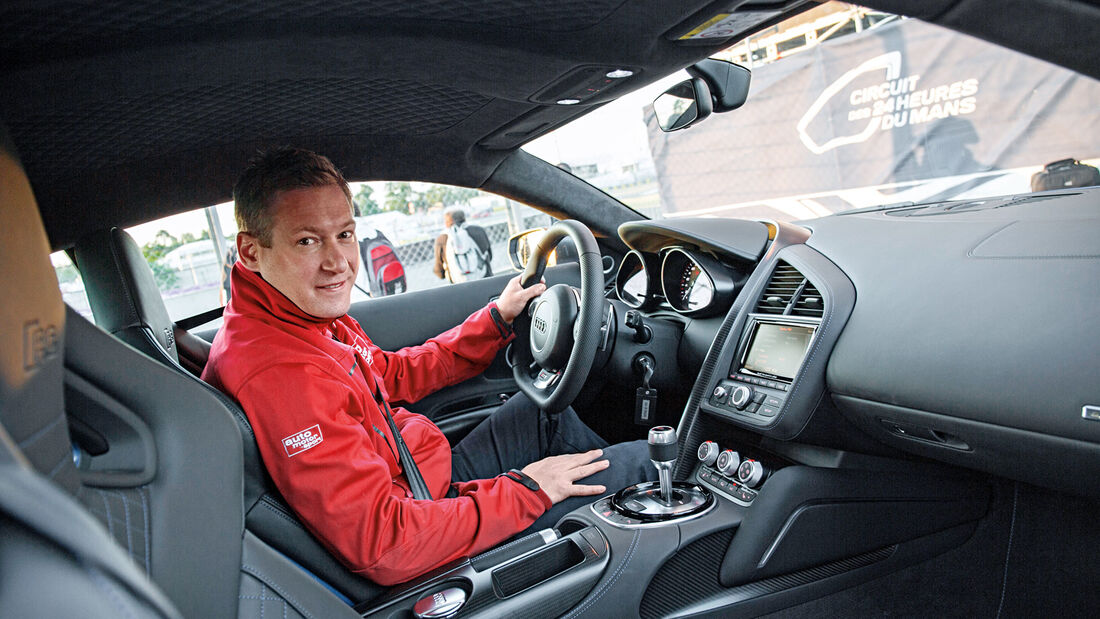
521, 449, 609, 503
496, 276, 546, 323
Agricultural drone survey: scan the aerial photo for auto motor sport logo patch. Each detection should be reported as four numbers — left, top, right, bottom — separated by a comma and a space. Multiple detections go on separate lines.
283, 424, 323, 457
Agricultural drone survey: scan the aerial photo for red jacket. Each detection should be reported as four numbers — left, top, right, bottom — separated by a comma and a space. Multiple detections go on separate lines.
202, 264, 551, 585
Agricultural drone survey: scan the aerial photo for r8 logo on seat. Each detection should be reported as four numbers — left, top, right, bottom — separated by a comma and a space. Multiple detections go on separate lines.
23, 319, 59, 372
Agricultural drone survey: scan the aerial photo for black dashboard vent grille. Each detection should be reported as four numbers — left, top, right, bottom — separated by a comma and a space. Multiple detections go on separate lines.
756, 262, 824, 318
756, 263, 803, 315
791, 280, 824, 318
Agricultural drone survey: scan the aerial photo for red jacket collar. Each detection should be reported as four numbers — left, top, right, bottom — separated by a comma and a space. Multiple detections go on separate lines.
227, 262, 333, 334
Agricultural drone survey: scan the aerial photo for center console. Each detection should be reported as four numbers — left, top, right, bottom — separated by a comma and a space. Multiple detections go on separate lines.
708, 316, 817, 425
594, 426, 714, 527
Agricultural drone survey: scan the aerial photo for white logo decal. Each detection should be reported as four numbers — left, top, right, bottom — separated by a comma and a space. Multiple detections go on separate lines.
282, 424, 323, 457
351, 339, 374, 365
797, 51, 979, 154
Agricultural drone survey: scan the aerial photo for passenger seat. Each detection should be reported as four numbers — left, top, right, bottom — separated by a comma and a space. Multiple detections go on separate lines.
0, 123, 361, 618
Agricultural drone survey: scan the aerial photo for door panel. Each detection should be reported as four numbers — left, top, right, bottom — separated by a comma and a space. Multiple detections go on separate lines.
346, 264, 582, 439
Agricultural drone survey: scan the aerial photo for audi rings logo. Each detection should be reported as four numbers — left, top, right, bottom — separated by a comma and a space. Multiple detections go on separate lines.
533, 317, 548, 334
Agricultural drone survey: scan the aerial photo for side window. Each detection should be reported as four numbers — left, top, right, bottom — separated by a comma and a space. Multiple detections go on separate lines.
75, 185, 549, 330
351, 182, 550, 292
53, 251, 92, 319
125, 202, 238, 328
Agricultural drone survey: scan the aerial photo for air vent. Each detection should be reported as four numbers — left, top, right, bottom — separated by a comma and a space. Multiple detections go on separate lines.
791, 280, 824, 318
755, 262, 824, 318
756, 263, 803, 315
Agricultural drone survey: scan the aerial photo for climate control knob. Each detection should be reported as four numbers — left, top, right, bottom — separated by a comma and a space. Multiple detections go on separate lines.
730, 385, 753, 409
737, 459, 765, 488
697, 441, 719, 466
716, 449, 740, 475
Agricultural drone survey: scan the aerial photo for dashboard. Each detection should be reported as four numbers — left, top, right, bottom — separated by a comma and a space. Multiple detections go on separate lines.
613, 187, 1100, 499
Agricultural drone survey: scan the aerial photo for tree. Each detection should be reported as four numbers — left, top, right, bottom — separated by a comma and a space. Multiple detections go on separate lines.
423, 185, 478, 209
384, 182, 477, 214
385, 181, 427, 213
54, 262, 80, 285
354, 184, 380, 216
141, 230, 180, 290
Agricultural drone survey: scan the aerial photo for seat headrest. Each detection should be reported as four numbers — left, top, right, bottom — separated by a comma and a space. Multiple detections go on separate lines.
74, 227, 178, 362
0, 124, 79, 494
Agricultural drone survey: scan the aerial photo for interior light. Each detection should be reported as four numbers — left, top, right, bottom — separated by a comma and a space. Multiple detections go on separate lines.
606, 69, 634, 79
557, 99, 581, 105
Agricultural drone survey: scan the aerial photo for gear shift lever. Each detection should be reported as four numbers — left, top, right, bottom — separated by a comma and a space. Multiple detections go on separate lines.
648, 426, 677, 505
606, 425, 711, 523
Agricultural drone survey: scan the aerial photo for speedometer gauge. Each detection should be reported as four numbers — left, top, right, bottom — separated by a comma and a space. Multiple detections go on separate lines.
679, 262, 714, 310
660, 248, 734, 317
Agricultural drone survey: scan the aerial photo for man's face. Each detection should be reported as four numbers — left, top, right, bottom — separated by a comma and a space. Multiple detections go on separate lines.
239, 184, 359, 319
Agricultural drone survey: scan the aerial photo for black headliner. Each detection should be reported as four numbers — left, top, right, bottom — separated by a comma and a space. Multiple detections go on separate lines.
2, 0, 1097, 248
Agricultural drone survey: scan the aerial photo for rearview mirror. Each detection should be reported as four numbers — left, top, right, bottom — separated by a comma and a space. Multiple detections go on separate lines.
654, 58, 751, 132
688, 58, 751, 113
653, 78, 712, 132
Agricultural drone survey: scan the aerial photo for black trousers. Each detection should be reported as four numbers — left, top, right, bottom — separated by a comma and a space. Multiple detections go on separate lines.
450, 392, 655, 531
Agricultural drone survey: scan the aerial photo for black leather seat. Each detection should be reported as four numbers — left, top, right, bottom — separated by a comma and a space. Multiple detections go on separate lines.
0, 125, 361, 618
74, 226, 384, 604
73, 226, 212, 376
0, 129, 181, 619
0, 425, 182, 619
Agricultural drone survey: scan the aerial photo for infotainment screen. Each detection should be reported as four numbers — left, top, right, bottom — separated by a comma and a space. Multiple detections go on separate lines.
741, 322, 815, 381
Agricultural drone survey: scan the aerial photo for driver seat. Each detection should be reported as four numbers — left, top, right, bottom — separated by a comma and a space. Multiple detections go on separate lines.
73, 226, 212, 376
73, 226, 385, 605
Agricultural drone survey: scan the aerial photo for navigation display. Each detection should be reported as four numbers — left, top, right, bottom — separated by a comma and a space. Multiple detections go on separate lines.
742, 322, 815, 380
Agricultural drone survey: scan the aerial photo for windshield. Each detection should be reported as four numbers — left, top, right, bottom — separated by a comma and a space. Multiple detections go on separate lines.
524, 2, 1100, 222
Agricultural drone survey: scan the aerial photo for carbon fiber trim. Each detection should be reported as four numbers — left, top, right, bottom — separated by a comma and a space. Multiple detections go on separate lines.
639, 528, 735, 619
641, 539, 895, 619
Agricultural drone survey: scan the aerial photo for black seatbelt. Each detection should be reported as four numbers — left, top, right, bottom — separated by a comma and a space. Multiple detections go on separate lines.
370, 381, 433, 501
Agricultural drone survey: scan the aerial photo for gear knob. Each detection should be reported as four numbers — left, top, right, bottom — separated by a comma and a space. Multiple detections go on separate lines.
648, 426, 677, 462
648, 426, 677, 504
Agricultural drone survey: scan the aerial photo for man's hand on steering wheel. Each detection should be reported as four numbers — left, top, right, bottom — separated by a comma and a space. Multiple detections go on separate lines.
496, 276, 546, 323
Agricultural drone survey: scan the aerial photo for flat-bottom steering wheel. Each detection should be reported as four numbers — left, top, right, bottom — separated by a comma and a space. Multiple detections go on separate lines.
512, 220, 604, 414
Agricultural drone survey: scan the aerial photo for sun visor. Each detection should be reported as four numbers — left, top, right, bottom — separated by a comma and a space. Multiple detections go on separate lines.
666, 0, 812, 45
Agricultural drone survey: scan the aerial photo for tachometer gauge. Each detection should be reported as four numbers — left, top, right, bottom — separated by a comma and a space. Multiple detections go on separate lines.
615, 250, 659, 309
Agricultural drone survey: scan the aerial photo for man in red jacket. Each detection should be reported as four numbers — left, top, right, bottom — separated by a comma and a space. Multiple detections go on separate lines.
203, 148, 652, 586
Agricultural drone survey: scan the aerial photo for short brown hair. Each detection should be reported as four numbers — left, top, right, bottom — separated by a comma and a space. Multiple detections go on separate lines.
233, 147, 353, 246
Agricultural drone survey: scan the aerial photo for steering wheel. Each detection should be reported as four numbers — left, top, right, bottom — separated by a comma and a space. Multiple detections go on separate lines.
512, 220, 604, 414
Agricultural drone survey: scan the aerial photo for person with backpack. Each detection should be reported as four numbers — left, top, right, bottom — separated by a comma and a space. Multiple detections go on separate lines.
433, 207, 492, 283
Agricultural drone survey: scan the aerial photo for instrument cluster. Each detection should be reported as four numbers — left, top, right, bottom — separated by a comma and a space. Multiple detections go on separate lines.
614, 247, 737, 317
